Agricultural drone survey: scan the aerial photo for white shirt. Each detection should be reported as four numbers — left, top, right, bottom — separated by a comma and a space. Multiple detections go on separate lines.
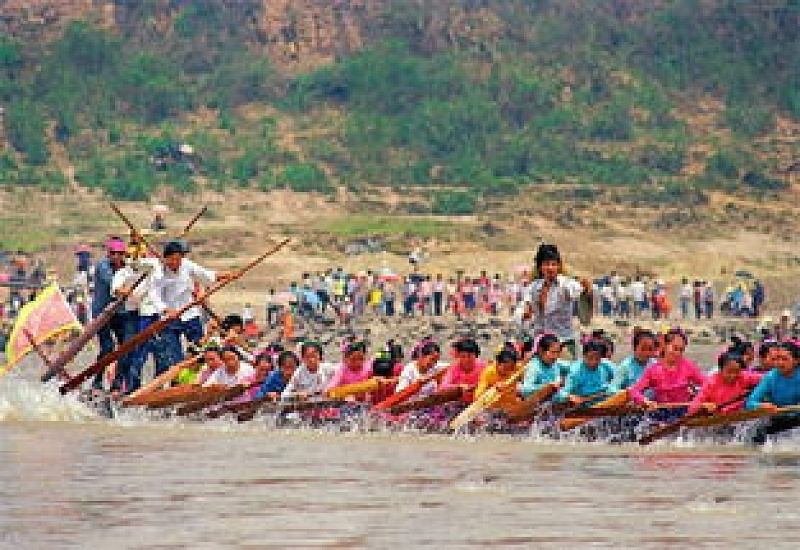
395, 361, 447, 396
680, 284, 693, 300
630, 281, 646, 302
149, 258, 216, 321
281, 362, 337, 398
111, 257, 160, 315
203, 362, 255, 387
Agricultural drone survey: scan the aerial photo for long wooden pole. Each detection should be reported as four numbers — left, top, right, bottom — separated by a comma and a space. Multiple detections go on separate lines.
110, 202, 222, 324
176, 204, 208, 239
60, 239, 290, 394
41, 271, 149, 382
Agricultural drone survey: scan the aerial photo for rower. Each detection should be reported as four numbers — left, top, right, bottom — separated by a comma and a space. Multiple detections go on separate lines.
557, 339, 614, 405
688, 351, 762, 415
609, 328, 657, 393
745, 342, 800, 443
325, 341, 374, 401
255, 351, 300, 400
474, 347, 522, 412
520, 334, 569, 398
203, 346, 255, 388
280, 341, 336, 400
148, 239, 232, 375
395, 340, 444, 398
440, 338, 486, 403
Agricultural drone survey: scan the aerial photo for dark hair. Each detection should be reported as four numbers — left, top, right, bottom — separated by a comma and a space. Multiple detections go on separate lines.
496, 348, 518, 364
728, 335, 753, 356
417, 341, 441, 358
385, 339, 404, 362
758, 340, 780, 359
300, 341, 323, 358
519, 336, 535, 356
718, 351, 746, 370
536, 334, 561, 355
632, 329, 656, 350
452, 338, 480, 357
371, 356, 395, 378
664, 328, 688, 345
221, 314, 244, 331
277, 350, 299, 367
778, 341, 800, 360
344, 341, 367, 355
534, 243, 561, 270
582, 339, 608, 357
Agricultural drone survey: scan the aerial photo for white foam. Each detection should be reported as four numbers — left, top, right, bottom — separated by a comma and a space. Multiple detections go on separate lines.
0, 374, 97, 422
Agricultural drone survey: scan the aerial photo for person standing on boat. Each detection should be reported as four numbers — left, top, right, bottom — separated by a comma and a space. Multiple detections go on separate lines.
110, 240, 160, 394
148, 239, 232, 374
91, 237, 132, 390
529, 244, 592, 358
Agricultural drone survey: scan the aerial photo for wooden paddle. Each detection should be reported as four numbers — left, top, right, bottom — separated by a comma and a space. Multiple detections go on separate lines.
638, 391, 751, 445
372, 369, 447, 411
557, 390, 631, 430
450, 367, 525, 430
503, 382, 560, 422
325, 377, 394, 400
23, 328, 65, 380
60, 239, 290, 394
41, 271, 149, 382
175, 382, 259, 416
121, 384, 203, 409
236, 397, 346, 422
683, 404, 800, 429
122, 355, 202, 406
390, 386, 469, 414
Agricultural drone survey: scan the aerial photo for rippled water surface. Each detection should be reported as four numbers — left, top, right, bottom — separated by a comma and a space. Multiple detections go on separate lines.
3, 377, 800, 549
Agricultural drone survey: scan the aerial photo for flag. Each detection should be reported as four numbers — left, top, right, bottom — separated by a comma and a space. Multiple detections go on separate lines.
0, 284, 82, 376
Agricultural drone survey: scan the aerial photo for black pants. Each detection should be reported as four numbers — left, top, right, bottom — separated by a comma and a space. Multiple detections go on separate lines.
433, 292, 443, 316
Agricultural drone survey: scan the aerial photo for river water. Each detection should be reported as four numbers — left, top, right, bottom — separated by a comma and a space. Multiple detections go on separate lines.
3, 372, 800, 549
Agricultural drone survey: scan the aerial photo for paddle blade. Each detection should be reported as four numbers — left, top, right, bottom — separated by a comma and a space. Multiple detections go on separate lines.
390, 386, 465, 414
504, 383, 558, 422
122, 385, 200, 408
449, 387, 499, 430
326, 377, 381, 400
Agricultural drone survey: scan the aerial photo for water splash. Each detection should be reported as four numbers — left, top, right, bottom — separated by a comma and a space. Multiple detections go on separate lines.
0, 374, 97, 422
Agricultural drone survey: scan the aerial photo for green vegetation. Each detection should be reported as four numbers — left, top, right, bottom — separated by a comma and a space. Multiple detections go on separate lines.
318, 215, 458, 238
0, 1, 795, 204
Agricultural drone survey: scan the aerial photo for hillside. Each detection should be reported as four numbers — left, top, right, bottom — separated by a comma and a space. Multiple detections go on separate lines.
0, 1, 798, 289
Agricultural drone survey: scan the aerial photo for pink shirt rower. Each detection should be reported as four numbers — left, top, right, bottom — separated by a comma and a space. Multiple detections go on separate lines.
688, 370, 763, 414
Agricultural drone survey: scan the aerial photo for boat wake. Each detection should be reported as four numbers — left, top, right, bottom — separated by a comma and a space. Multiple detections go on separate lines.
0, 374, 98, 422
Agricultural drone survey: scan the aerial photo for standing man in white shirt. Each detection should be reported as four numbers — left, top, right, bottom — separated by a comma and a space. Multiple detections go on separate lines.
149, 240, 232, 375
630, 276, 647, 319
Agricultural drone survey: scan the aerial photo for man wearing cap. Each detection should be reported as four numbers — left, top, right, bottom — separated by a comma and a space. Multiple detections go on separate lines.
148, 239, 232, 373
91, 237, 135, 390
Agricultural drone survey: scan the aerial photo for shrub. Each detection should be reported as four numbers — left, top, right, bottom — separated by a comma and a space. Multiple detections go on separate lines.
431, 190, 477, 215
278, 163, 332, 193
725, 104, 775, 138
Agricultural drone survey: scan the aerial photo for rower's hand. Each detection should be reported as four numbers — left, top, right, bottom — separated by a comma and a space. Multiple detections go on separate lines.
163, 308, 179, 319
642, 399, 657, 410
216, 272, 235, 283
701, 402, 718, 414
579, 277, 593, 293
567, 395, 583, 405
759, 403, 780, 413
295, 391, 310, 401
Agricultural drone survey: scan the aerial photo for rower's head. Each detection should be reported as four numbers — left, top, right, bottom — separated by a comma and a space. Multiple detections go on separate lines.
662, 329, 687, 363
253, 352, 273, 379
495, 348, 518, 377
300, 341, 323, 371
415, 341, 441, 371
534, 243, 561, 281
775, 342, 800, 377
203, 347, 223, 371
162, 239, 189, 271
343, 341, 367, 371
632, 329, 657, 364
221, 314, 244, 337
220, 346, 242, 375
106, 237, 127, 268
758, 341, 781, 371
452, 338, 480, 370
535, 334, 561, 365
717, 352, 746, 384
277, 350, 299, 380
729, 335, 754, 367
582, 340, 607, 369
